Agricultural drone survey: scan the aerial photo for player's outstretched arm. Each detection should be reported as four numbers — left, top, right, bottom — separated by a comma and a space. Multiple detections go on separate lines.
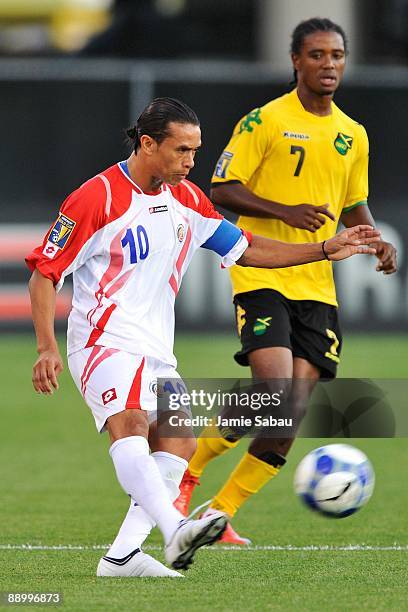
237, 225, 381, 269
29, 269, 64, 395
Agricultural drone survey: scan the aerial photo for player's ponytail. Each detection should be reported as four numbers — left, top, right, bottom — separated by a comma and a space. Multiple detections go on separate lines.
126, 97, 199, 153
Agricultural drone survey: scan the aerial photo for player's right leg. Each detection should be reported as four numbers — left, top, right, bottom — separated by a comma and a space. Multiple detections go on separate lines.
106, 410, 227, 571
175, 289, 287, 516
203, 346, 292, 543
69, 348, 226, 574
68, 348, 184, 576
176, 290, 294, 543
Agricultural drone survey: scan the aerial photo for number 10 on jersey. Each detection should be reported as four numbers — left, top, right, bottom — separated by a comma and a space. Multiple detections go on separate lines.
121, 226, 149, 264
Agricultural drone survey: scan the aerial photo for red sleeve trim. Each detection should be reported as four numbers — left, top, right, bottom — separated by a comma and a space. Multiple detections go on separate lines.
25, 175, 108, 284
242, 229, 253, 245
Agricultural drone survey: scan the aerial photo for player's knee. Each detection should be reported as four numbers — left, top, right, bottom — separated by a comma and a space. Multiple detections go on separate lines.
124, 410, 149, 437
249, 437, 292, 461
290, 396, 308, 423
106, 409, 149, 442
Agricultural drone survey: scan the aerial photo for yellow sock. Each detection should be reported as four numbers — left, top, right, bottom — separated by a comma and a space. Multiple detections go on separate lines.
211, 452, 280, 517
188, 421, 240, 478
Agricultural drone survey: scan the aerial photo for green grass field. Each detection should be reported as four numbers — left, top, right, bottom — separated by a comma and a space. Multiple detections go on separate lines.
0, 333, 407, 611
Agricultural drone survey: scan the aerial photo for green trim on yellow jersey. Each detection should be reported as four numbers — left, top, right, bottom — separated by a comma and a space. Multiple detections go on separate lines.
342, 200, 368, 214
212, 89, 370, 305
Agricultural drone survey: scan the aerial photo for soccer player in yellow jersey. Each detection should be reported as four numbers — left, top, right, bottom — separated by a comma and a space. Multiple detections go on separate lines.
175, 18, 397, 544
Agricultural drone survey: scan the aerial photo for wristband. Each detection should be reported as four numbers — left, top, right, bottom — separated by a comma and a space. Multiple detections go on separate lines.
322, 240, 330, 260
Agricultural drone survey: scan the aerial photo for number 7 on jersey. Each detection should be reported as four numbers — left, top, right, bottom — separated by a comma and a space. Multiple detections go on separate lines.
290, 145, 305, 177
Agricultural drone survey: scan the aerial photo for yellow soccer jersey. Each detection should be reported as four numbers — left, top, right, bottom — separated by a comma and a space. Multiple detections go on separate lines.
211, 89, 369, 305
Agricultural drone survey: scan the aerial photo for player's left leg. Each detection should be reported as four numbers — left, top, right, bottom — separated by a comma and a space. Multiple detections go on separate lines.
105, 413, 195, 565
205, 301, 342, 540
175, 290, 294, 521
200, 359, 319, 544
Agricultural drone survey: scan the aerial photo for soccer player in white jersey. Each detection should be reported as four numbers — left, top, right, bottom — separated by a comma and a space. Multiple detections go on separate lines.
27, 97, 380, 578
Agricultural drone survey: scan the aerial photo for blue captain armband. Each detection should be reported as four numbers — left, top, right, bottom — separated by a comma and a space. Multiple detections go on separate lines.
201, 219, 243, 256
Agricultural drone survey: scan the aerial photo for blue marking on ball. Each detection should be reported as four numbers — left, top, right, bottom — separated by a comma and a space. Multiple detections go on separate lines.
302, 493, 318, 510
337, 507, 358, 518
316, 454, 333, 474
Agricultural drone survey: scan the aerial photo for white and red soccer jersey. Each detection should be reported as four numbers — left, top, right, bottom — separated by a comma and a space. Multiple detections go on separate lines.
26, 162, 249, 367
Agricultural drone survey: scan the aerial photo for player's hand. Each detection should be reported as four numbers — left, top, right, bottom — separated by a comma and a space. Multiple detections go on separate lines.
32, 349, 64, 395
374, 241, 397, 275
324, 225, 381, 261
281, 203, 335, 232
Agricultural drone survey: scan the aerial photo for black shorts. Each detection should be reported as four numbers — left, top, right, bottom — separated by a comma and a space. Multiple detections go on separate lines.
233, 289, 342, 379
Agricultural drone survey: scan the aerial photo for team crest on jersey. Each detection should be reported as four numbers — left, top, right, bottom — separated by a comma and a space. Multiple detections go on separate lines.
149, 381, 164, 397
214, 151, 233, 179
334, 133, 353, 156
102, 388, 117, 405
177, 224, 185, 242
43, 213, 76, 258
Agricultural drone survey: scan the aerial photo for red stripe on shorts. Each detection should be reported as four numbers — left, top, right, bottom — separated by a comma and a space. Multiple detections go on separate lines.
80, 345, 102, 394
125, 357, 145, 409
82, 348, 119, 397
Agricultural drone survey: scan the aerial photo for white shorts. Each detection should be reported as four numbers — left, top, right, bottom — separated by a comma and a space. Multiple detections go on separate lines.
68, 346, 184, 433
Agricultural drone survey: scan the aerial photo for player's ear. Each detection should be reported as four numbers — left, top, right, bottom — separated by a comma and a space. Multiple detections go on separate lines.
291, 53, 300, 71
140, 134, 157, 156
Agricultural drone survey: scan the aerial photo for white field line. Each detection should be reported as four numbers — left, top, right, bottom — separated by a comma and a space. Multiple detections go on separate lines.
0, 544, 407, 552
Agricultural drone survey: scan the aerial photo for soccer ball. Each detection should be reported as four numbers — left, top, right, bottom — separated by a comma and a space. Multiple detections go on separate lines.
294, 444, 375, 518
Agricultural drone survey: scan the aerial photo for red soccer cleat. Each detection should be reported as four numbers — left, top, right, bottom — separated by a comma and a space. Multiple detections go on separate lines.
217, 521, 252, 546
174, 469, 200, 516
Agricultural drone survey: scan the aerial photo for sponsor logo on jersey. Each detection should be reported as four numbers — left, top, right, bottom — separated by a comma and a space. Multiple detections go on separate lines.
253, 316, 272, 336
214, 151, 233, 179
42, 243, 59, 259
334, 133, 353, 155
149, 205, 168, 214
177, 224, 185, 242
47, 213, 76, 250
102, 388, 117, 405
283, 131, 310, 140
239, 108, 262, 133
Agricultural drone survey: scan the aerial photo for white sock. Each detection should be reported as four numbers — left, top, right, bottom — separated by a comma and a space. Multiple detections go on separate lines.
106, 451, 187, 558
105, 500, 155, 559
151, 451, 188, 502
109, 436, 185, 545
